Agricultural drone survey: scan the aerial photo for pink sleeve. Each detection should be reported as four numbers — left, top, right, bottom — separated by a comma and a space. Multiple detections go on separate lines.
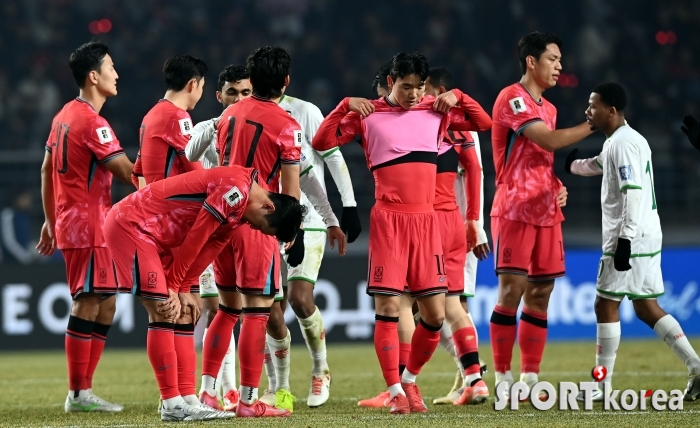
278, 121, 302, 165
496, 89, 543, 134
166, 209, 227, 292
311, 98, 362, 150
84, 116, 125, 163
202, 178, 249, 224
446, 88, 492, 132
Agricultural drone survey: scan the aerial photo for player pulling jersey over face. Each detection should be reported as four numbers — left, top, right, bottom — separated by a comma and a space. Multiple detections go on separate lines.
312, 51, 491, 415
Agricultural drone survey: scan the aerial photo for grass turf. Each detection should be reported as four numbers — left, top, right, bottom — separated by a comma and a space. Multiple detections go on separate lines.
1, 339, 699, 427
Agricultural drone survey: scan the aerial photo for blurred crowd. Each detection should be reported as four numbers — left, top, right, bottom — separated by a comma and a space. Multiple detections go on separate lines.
1, 0, 700, 262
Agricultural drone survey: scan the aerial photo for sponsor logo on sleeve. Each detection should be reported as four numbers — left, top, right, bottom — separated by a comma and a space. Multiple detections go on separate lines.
294, 130, 303, 148
618, 165, 632, 181
223, 186, 242, 207
96, 127, 114, 144
509, 97, 527, 114
178, 118, 193, 136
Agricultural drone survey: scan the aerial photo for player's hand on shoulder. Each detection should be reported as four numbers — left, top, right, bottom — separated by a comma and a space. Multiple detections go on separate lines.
557, 185, 568, 207
613, 238, 632, 271
433, 90, 459, 114
681, 115, 700, 152
564, 148, 579, 174
348, 98, 375, 118
327, 226, 347, 256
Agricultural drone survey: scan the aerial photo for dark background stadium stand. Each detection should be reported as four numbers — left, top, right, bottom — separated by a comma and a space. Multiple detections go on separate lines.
1, 0, 699, 263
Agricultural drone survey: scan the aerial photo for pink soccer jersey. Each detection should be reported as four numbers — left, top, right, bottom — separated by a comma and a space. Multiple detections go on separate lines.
490, 83, 563, 226
138, 99, 203, 184
45, 98, 125, 249
312, 91, 491, 206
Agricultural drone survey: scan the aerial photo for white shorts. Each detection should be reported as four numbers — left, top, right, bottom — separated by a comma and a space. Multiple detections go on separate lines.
284, 230, 326, 284
596, 253, 664, 301
462, 251, 478, 297
199, 264, 218, 298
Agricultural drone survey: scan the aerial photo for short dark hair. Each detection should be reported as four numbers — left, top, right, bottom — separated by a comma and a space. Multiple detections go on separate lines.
593, 82, 627, 112
517, 31, 562, 75
246, 46, 291, 99
69, 42, 109, 88
427, 67, 454, 91
218, 64, 249, 92
163, 55, 208, 91
265, 193, 305, 242
372, 61, 392, 92
389, 52, 429, 82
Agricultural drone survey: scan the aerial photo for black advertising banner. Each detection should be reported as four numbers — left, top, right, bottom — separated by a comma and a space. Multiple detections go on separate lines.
0, 256, 373, 350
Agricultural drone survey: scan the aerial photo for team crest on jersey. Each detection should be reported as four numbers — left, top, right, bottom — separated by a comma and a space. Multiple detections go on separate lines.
96, 126, 113, 144
223, 186, 242, 207
178, 118, 193, 136
509, 97, 527, 114
618, 165, 632, 181
294, 130, 303, 147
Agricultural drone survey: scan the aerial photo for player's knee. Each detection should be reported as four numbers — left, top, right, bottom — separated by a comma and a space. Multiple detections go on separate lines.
71, 295, 102, 321
290, 295, 314, 319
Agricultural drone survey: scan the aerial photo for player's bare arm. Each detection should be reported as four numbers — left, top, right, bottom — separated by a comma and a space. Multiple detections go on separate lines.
103, 154, 134, 184
521, 121, 593, 152
37, 151, 56, 256
348, 97, 375, 118
280, 164, 301, 200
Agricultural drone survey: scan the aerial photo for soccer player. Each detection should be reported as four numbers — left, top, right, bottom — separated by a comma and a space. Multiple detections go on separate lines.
199, 46, 302, 418
566, 82, 700, 401
36, 41, 134, 413
185, 64, 252, 411
134, 55, 208, 409
104, 166, 303, 421
422, 67, 489, 405
488, 31, 593, 399
372, 61, 392, 98
260, 91, 359, 410
681, 115, 700, 152
132, 55, 206, 185
313, 51, 491, 414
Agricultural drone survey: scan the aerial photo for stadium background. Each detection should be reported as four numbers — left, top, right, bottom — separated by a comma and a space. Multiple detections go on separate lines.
1, 0, 700, 349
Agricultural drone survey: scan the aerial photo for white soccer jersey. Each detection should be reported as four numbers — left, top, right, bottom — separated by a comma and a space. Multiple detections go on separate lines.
279, 95, 356, 230
595, 125, 662, 255
185, 117, 218, 169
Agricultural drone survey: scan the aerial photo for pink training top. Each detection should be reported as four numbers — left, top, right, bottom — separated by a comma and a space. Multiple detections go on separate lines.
312, 91, 491, 209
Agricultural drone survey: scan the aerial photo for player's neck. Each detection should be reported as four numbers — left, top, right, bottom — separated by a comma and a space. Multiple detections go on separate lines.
519, 75, 545, 102
163, 90, 190, 111
253, 92, 282, 104
77, 87, 107, 113
604, 117, 627, 138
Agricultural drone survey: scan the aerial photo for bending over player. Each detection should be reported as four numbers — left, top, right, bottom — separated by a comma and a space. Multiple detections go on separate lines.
566, 82, 700, 401
104, 167, 303, 421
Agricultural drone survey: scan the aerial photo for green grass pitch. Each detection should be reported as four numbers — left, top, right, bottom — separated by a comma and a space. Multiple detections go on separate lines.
1, 339, 699, 427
